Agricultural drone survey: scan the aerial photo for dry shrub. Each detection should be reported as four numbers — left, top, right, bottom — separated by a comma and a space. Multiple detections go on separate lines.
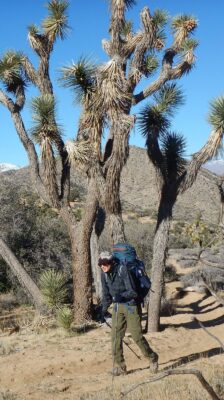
0, 392, 20, 400
160, 297, 177, 317
0, 340, 17, 356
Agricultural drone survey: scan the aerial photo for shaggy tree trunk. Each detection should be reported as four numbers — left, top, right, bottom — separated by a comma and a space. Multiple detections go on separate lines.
147, 192, 176, 332
90, 228, 102, 300
107, 212, 126, 244
61, 179, 98, 324
90, 206, 106, 300
0, 238, 45, 312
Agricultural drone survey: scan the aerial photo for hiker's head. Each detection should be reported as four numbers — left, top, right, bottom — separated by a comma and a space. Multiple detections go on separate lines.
98, 251, 113, 272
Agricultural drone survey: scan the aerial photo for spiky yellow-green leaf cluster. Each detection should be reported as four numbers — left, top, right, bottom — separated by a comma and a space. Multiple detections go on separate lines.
0, 51, 25, 93
208, 96, 224, 132
42, 0, 69, 40
60, 57, 95, 104
56, 306, 73, 330
39, 269, 68, 308
30, 94, 61, 144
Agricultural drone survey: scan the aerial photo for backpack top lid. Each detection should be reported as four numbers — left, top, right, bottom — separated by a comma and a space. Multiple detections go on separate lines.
112, 242, 137, 264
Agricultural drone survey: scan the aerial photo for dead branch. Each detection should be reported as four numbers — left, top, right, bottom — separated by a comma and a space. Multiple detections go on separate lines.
200, 276, 224, 307
120, 368, 221, 400
192, 317, 224, 352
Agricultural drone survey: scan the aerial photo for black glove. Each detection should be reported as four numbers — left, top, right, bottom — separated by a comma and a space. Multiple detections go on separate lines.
112, 294, 124, 303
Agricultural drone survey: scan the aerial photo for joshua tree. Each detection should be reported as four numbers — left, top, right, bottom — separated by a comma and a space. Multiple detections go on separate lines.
64, 2, 198, 247
0, 1, 98, 323
0, 0, 203, 324
139, 85, 224, 332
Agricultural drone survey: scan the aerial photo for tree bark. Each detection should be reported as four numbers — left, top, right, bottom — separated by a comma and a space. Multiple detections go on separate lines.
0, 238, 45, 312
147, 191, 175, 332
60, 178, 98, 324
107, 212, 126, 244
90, 228, 102, 300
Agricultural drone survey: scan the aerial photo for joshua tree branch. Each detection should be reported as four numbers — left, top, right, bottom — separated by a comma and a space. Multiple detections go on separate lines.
133, 56, 194, 105
21, 55, 38, 85
0, 89, 49, 202
133, 24, 195, 105
0, 237, 45, 312
128, 7, 156, 89
123, 32, 144, 59
0, 90, 15, 112
180, 128, 223, 193
14, 85, 26, 110
146, 137, 166, 183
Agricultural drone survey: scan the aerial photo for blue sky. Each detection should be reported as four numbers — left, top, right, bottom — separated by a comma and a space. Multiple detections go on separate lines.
0, 0, 224, 166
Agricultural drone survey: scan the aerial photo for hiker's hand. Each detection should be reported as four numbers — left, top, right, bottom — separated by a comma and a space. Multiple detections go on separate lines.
112, 294, 124, 303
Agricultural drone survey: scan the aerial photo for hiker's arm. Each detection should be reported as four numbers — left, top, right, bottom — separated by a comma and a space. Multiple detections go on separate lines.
120, 267, 138, 301
101, 273, 112, 313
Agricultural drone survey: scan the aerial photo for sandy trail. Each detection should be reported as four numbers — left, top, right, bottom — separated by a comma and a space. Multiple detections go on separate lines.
0, 279, 223, 400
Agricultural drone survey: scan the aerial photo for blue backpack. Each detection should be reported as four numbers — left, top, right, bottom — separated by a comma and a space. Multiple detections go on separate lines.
112, 243, 151, 300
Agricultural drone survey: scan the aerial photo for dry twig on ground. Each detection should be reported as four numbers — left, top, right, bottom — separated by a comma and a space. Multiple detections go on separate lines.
193, 317, 224, 352
120, 368, 221, 400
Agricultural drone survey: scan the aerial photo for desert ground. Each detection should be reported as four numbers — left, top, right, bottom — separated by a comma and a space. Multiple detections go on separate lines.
0, 267, 223, 400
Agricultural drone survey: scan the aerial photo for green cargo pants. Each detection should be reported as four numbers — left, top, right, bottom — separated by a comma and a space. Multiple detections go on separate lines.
111, 303, 155, 367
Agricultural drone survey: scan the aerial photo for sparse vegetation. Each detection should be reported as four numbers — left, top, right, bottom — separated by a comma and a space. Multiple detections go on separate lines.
183, 214, 213, 248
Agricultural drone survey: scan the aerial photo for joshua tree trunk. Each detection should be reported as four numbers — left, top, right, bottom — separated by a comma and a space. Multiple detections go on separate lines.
0, 238, 45, 312
60, 178, 98, 324
147, 190, 176, 332
107, 212, 126, 244
90, 228, 102, 299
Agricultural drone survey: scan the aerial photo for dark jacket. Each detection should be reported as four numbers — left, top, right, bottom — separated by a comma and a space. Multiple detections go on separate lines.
101, 261, 138, 313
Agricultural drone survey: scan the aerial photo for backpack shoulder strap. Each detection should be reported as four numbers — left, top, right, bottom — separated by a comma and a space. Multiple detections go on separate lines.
117, 262, 124, 277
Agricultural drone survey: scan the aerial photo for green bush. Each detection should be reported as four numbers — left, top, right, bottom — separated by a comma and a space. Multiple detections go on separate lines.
56, 306, 73, 330
39, 269, 68, 309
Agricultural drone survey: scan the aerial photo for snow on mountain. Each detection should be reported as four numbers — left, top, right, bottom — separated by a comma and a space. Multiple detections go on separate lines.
0, 163, 20, 173
203, 160, 224, 176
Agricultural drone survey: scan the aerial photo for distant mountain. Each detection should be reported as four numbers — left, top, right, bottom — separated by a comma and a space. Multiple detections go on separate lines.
0, 163, 20, 173
203, 160, 224, 176
0, 147, 221, 224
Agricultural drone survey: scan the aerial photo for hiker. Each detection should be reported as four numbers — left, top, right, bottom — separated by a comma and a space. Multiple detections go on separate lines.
98, 250, 158, 376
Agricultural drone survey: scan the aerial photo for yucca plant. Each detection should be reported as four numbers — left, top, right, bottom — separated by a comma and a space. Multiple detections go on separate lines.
39, 269, 68, 309
56, 306, 73, 330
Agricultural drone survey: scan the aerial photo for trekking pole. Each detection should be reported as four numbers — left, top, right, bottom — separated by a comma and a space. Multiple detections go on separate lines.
105, 319, 141, 360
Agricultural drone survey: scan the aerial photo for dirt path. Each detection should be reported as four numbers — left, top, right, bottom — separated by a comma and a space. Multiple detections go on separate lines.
0, 283, 223, 400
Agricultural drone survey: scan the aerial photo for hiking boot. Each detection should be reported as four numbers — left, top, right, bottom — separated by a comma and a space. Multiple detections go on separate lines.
111, 365, 127, 376
149, 353, 158, 373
